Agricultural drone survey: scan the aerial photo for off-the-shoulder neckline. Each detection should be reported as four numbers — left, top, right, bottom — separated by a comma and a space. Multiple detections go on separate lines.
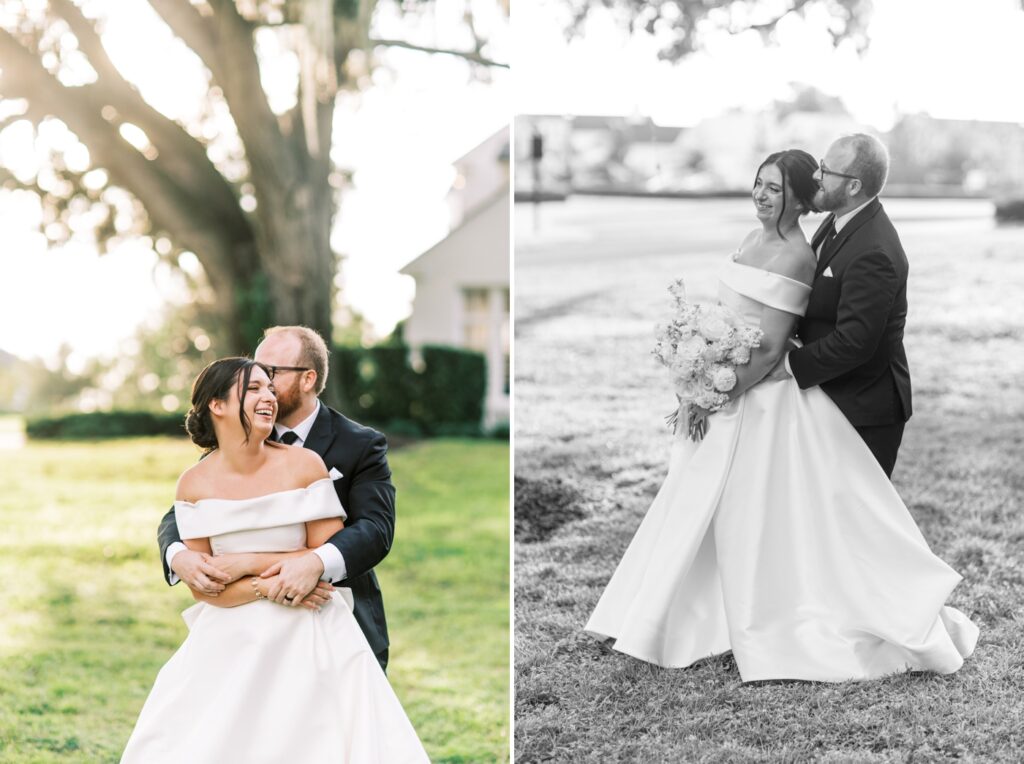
728, 255, 813, 289
175, 476, 332, 507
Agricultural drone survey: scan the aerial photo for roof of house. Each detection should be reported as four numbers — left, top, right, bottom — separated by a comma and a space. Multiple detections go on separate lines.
400, 186, 509, 276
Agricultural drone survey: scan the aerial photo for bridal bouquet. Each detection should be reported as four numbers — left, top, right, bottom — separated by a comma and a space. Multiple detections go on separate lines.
653, 278, 762, 416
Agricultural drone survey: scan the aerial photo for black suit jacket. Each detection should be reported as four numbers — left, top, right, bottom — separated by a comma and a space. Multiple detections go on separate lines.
789, 198, 912, 427
158, 403, 395, 658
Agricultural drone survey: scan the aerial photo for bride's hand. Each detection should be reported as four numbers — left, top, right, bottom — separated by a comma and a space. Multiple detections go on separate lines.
298, 582, 334, 611
688, 406, 711, 442
208, 553, 255, 583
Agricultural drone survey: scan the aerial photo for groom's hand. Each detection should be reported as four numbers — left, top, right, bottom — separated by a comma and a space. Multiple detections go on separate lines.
171, 549, 231, 595
766, 353, 793, 382
261, 553, 325, 606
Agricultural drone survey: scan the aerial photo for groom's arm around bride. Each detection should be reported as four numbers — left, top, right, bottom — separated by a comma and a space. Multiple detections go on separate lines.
775, 134, 912, 477
157, 325, 396, 669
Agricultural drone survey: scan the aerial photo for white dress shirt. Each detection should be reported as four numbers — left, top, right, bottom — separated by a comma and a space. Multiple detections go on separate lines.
784, 197, 878, 376
166, 400, 349, 584
814, 197, 876, 259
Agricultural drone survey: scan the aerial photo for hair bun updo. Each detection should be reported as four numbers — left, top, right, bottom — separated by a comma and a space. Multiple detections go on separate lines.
184, 356, 266, 451
185, 406, 218, 450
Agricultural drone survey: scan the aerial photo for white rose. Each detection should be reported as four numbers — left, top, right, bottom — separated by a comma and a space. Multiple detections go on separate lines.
677, 335, 706, 364
711, 365, 737, 392
698, 312, 731, 342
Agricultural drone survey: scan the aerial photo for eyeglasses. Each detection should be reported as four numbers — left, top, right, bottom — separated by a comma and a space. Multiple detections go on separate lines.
818, 159, 859, 181
263, 365, 312, 380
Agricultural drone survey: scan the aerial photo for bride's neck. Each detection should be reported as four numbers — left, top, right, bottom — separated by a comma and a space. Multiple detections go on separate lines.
216, 438, 268, 475
761, 219, 802, 242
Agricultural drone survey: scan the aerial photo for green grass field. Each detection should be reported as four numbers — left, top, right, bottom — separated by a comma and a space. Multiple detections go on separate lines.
514, 200, 1024, 762
0, 432, 509, 763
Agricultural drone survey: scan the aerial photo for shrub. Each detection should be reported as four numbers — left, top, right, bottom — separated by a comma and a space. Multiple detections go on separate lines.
27, 343, 488, 441
334, 344, 487, 436
26, 411, 186, 440
487, 421, 510, 440
995, 198, 1024, 223
335, 345, 418, 426
416, 346, 486, 436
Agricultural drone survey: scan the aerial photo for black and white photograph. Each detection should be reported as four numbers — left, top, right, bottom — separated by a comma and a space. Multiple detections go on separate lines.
514, 0, 1024, 760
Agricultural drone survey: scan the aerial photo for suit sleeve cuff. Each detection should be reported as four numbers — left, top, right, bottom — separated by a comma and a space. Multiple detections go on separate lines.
313, 544, 347, 583
166, 542, 188, 585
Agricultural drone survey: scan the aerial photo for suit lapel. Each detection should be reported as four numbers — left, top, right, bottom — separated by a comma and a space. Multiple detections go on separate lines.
810, 214, 834, 254
303, 401, 336, 458
816, 198, 882, 278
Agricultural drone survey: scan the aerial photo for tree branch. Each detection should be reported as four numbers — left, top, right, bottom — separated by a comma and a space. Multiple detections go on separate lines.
0, 26, 241, 288
146, 0, 227, 83
741, 0, 816, 34
50, 0, 248, 236
202, 0, 298, 189
368, 38, 509, 68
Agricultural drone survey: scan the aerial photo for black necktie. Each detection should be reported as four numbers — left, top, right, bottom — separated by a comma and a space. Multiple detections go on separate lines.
819, 219, 837, 260
279, 431, 300, 446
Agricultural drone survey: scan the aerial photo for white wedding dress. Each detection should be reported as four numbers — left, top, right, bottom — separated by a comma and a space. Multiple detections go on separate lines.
585, 258, 979, 682
122, 478, 429, 763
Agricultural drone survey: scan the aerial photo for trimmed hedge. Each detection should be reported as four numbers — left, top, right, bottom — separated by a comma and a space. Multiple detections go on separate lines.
336, 344, 487, 436
25, 411, 186, 440
995, 198, 1024, 223
27, 345, 488, 441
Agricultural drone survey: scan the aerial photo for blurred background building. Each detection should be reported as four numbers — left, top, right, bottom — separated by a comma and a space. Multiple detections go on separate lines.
402, 127, 510, 427
516, 106, 1024, 199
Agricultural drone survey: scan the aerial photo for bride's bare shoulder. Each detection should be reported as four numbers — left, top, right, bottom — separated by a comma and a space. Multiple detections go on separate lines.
771, 239, 816, 285
277, 442, 329, 486
176, 457, 216, 502
737, 229, 761, 254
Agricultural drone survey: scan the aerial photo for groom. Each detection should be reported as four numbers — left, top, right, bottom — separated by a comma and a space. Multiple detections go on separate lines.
158, 325, 395, 670
773, 133, 911, 478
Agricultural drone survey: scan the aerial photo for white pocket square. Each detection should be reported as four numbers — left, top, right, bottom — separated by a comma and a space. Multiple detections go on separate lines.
329, 467, 344, 480
822, 267, 834, 278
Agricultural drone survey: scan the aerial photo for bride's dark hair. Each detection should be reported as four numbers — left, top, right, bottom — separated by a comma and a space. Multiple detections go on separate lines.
185, 357, 268, 451
755, 149, 820, 240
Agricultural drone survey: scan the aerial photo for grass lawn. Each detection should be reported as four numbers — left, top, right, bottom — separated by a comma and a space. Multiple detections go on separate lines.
0, 434, 509, 763
514, 199, 1024, 762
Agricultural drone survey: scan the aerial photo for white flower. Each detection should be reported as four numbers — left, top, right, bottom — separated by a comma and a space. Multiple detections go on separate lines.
668, 279, 687, 306
675, 379, 699, 399
698, 311, 731, 342
728, 345, 751, 365
677, 335, 706, 364
711, 365, 737, 392
703, 343, 728, 363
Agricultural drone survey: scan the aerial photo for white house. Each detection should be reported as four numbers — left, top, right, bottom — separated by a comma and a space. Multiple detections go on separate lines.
400, 127, 510, 428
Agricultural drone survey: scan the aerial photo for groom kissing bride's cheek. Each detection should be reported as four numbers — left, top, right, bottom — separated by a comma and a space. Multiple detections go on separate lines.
124, 326, 428, 762
587, 135, 978, 683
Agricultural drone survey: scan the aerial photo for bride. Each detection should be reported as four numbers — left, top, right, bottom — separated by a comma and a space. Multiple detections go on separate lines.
585, 148, 978, 683
122, 358, 428, 762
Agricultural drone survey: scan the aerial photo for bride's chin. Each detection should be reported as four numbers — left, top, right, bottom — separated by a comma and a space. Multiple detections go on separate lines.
251, 417, 275, 435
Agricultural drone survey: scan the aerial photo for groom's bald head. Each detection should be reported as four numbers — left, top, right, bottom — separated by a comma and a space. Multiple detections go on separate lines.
836, 133, 889, 199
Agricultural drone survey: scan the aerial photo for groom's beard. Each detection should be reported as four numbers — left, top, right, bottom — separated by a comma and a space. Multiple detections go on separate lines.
814, 184, 848, 212
274, 377, 304, 420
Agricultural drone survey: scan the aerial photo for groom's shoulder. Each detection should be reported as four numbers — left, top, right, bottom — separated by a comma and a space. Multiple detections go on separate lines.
321, 403, 385, 444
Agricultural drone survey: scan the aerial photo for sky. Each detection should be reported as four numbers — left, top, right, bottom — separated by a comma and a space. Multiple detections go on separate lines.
0, 0, 509, 367
514, 0, 1024, 130
3, 0, 1022, 366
